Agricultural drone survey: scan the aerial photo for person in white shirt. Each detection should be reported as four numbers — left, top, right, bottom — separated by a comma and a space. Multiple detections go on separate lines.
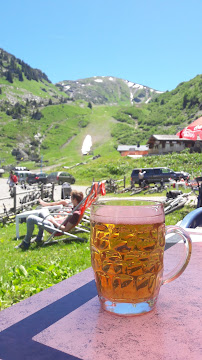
138, 169, 146, 187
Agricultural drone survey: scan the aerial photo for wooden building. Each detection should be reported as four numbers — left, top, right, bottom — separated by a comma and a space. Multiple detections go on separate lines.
147, 135, 202, 155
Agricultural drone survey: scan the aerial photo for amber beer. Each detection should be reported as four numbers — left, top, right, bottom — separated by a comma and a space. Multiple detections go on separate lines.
90, 200, 166, 315
91, 221, 165, 300
91, 199, 192, 315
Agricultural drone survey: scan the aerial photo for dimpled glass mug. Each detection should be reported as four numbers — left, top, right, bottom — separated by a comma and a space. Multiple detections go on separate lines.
90, 199, 192, 316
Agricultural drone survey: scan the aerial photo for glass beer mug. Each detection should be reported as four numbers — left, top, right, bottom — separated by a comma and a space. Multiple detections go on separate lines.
90, 199, 192, 316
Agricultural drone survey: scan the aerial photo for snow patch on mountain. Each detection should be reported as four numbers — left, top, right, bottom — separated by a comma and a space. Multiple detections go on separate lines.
94, 79, 103, 83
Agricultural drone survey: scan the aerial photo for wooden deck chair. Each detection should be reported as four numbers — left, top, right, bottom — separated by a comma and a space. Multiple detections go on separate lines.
38, 181, 106, 245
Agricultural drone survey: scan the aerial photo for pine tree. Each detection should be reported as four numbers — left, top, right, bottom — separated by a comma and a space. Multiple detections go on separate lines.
88, 101, 92, 109
18, 72, 23, 81
6, 71, 13, 83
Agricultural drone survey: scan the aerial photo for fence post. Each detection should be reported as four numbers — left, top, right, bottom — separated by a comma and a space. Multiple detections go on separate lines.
41, 184, 44, 199
124, 176, 126, 188
13, 186, 17, 213
51, 183, 54, 201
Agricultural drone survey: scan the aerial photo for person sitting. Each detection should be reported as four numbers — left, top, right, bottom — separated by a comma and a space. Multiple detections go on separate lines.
15, 190, 84, 250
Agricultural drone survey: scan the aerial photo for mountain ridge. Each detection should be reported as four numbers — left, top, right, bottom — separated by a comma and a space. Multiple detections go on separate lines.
56, 76, 163, 105
0, 48, 162, 107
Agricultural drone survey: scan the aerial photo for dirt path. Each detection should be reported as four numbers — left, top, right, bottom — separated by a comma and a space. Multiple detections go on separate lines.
60, 135, 76, 149
33, 163, 64, 173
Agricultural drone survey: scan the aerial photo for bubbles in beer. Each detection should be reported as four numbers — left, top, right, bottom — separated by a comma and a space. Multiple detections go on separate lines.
91, 221, 165, 303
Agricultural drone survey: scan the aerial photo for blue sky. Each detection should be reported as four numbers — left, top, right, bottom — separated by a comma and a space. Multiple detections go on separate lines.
0, 0, 201, 91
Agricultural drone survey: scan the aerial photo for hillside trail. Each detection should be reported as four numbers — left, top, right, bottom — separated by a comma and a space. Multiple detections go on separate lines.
33, 163, 64, 173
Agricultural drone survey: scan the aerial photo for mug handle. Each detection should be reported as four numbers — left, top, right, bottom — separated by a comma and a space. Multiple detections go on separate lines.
162, 225, 192, 285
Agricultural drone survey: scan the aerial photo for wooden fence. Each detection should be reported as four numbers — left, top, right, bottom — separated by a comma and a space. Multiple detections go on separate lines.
0, 184, 54, 225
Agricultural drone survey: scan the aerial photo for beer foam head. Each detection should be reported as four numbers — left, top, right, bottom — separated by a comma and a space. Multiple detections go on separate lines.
91, 199, 165, 225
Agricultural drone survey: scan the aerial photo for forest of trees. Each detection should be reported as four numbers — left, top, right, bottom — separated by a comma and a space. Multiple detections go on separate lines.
0, 49, 51, 83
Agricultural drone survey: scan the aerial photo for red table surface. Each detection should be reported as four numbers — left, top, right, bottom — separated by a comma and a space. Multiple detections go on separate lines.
0, 242, 201, 360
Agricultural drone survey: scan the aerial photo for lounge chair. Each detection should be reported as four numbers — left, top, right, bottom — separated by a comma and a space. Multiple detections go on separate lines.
15, 205, 64, 240
33, 181, 106, 246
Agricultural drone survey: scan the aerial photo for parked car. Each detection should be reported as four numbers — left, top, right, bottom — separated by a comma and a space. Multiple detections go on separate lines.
14, 170, 33, 185
131, 167, 190, 185
47, 171, 76, 185
27, 172, 48, 185
26, 173, 37, 185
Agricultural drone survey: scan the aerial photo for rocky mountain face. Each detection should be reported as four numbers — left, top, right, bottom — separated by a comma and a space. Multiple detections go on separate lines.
56, 76, 164, 105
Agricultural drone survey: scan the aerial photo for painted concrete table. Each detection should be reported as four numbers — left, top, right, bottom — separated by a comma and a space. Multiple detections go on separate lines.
0, 241, 202, 360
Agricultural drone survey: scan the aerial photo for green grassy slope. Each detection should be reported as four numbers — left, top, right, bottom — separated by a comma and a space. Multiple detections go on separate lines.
111, 74, 202, 144
67, 149, 202, 185
34, 104, 120, 161
0, 75, 69, 104
0, 101, 121, 167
